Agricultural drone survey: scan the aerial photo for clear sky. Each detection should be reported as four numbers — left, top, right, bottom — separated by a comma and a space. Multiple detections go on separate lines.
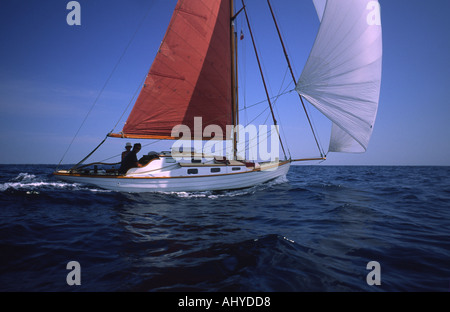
0, 0, 449, 165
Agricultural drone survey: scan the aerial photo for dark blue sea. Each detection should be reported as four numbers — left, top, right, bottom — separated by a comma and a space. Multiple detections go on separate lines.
0, 165, 449, 292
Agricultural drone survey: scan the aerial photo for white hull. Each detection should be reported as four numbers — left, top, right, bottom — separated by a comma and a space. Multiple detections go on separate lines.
55, 160, 291, 193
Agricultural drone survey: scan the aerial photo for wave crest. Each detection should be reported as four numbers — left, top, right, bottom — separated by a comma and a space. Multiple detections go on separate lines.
0, 172, 109, 193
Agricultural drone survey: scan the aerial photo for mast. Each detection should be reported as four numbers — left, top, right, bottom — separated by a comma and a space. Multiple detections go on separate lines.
267, 0, 324, 157
230, 0, 238, 160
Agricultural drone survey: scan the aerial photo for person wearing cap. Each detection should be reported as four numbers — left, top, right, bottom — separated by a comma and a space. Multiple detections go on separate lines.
122, 142, 132, 160
119, 143, 143, 174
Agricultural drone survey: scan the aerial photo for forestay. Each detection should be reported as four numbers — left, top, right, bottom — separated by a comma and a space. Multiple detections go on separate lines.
296, 0, 383, 153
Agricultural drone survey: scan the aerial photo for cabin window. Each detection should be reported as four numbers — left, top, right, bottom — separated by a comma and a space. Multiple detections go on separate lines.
191, 159, 201, 164
211, 168, 221, 173
232, 167, 241, 171
187, 169, 198, 175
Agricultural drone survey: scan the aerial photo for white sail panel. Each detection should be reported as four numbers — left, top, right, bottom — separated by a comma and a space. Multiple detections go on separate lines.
296, 0, 382, 153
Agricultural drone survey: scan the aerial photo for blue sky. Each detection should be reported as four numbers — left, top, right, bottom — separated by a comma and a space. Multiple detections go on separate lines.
0, 0, 449, 165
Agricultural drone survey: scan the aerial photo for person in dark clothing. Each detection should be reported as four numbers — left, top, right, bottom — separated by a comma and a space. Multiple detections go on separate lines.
121, 142, 132, 160
119, 143, 142, 174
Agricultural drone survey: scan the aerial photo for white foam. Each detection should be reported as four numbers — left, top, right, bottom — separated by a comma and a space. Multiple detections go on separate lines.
166, 175, 289, 199
0, 172, 111, 193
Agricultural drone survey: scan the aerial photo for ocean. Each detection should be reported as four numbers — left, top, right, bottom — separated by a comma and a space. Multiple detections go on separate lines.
0, 164, 449, 292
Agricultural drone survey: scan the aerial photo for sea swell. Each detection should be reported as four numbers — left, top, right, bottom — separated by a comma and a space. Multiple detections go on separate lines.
0, 165, 449, 291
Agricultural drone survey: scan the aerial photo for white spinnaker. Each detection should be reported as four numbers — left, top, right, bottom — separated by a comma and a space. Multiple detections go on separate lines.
296, 0, 382, 153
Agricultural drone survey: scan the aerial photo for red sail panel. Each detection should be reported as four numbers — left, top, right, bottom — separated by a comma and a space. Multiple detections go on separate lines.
122, 0, 232, 140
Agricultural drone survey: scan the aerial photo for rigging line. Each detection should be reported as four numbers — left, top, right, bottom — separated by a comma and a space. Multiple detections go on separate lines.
238, 89, 294, 111
269, 67, 291, 122
252, 74, 292, 159
70, 135, 109, 170
241, 0, 287, 160
244, 81, 291, 134
263, 79, 293, 125
200, 112, 271, 158
267, 0, 325, 157
57, 4, 155, 169
273, 73, 293, 158
97, 139, 163, 163
267, 1, 298, 79
244, 111, 271, 151
264, 66, 290, 126
137, 86, 294, 135
242, 117, 285, 161
239, 24, 248, 126
302, 98, 325, 154
247, 106, 270, 125
115, 86, 293, 142
110, 71, 148, 134
243, 95, 286, 151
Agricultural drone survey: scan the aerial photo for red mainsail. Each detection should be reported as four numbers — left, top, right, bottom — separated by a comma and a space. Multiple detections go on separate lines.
116, 0, 232, 140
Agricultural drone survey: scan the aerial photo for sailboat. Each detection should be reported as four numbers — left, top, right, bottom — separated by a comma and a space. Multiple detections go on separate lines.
54, 0, 382, 193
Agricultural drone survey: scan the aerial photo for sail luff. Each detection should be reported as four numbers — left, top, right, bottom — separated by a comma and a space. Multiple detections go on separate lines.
296, 0, 382, 153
